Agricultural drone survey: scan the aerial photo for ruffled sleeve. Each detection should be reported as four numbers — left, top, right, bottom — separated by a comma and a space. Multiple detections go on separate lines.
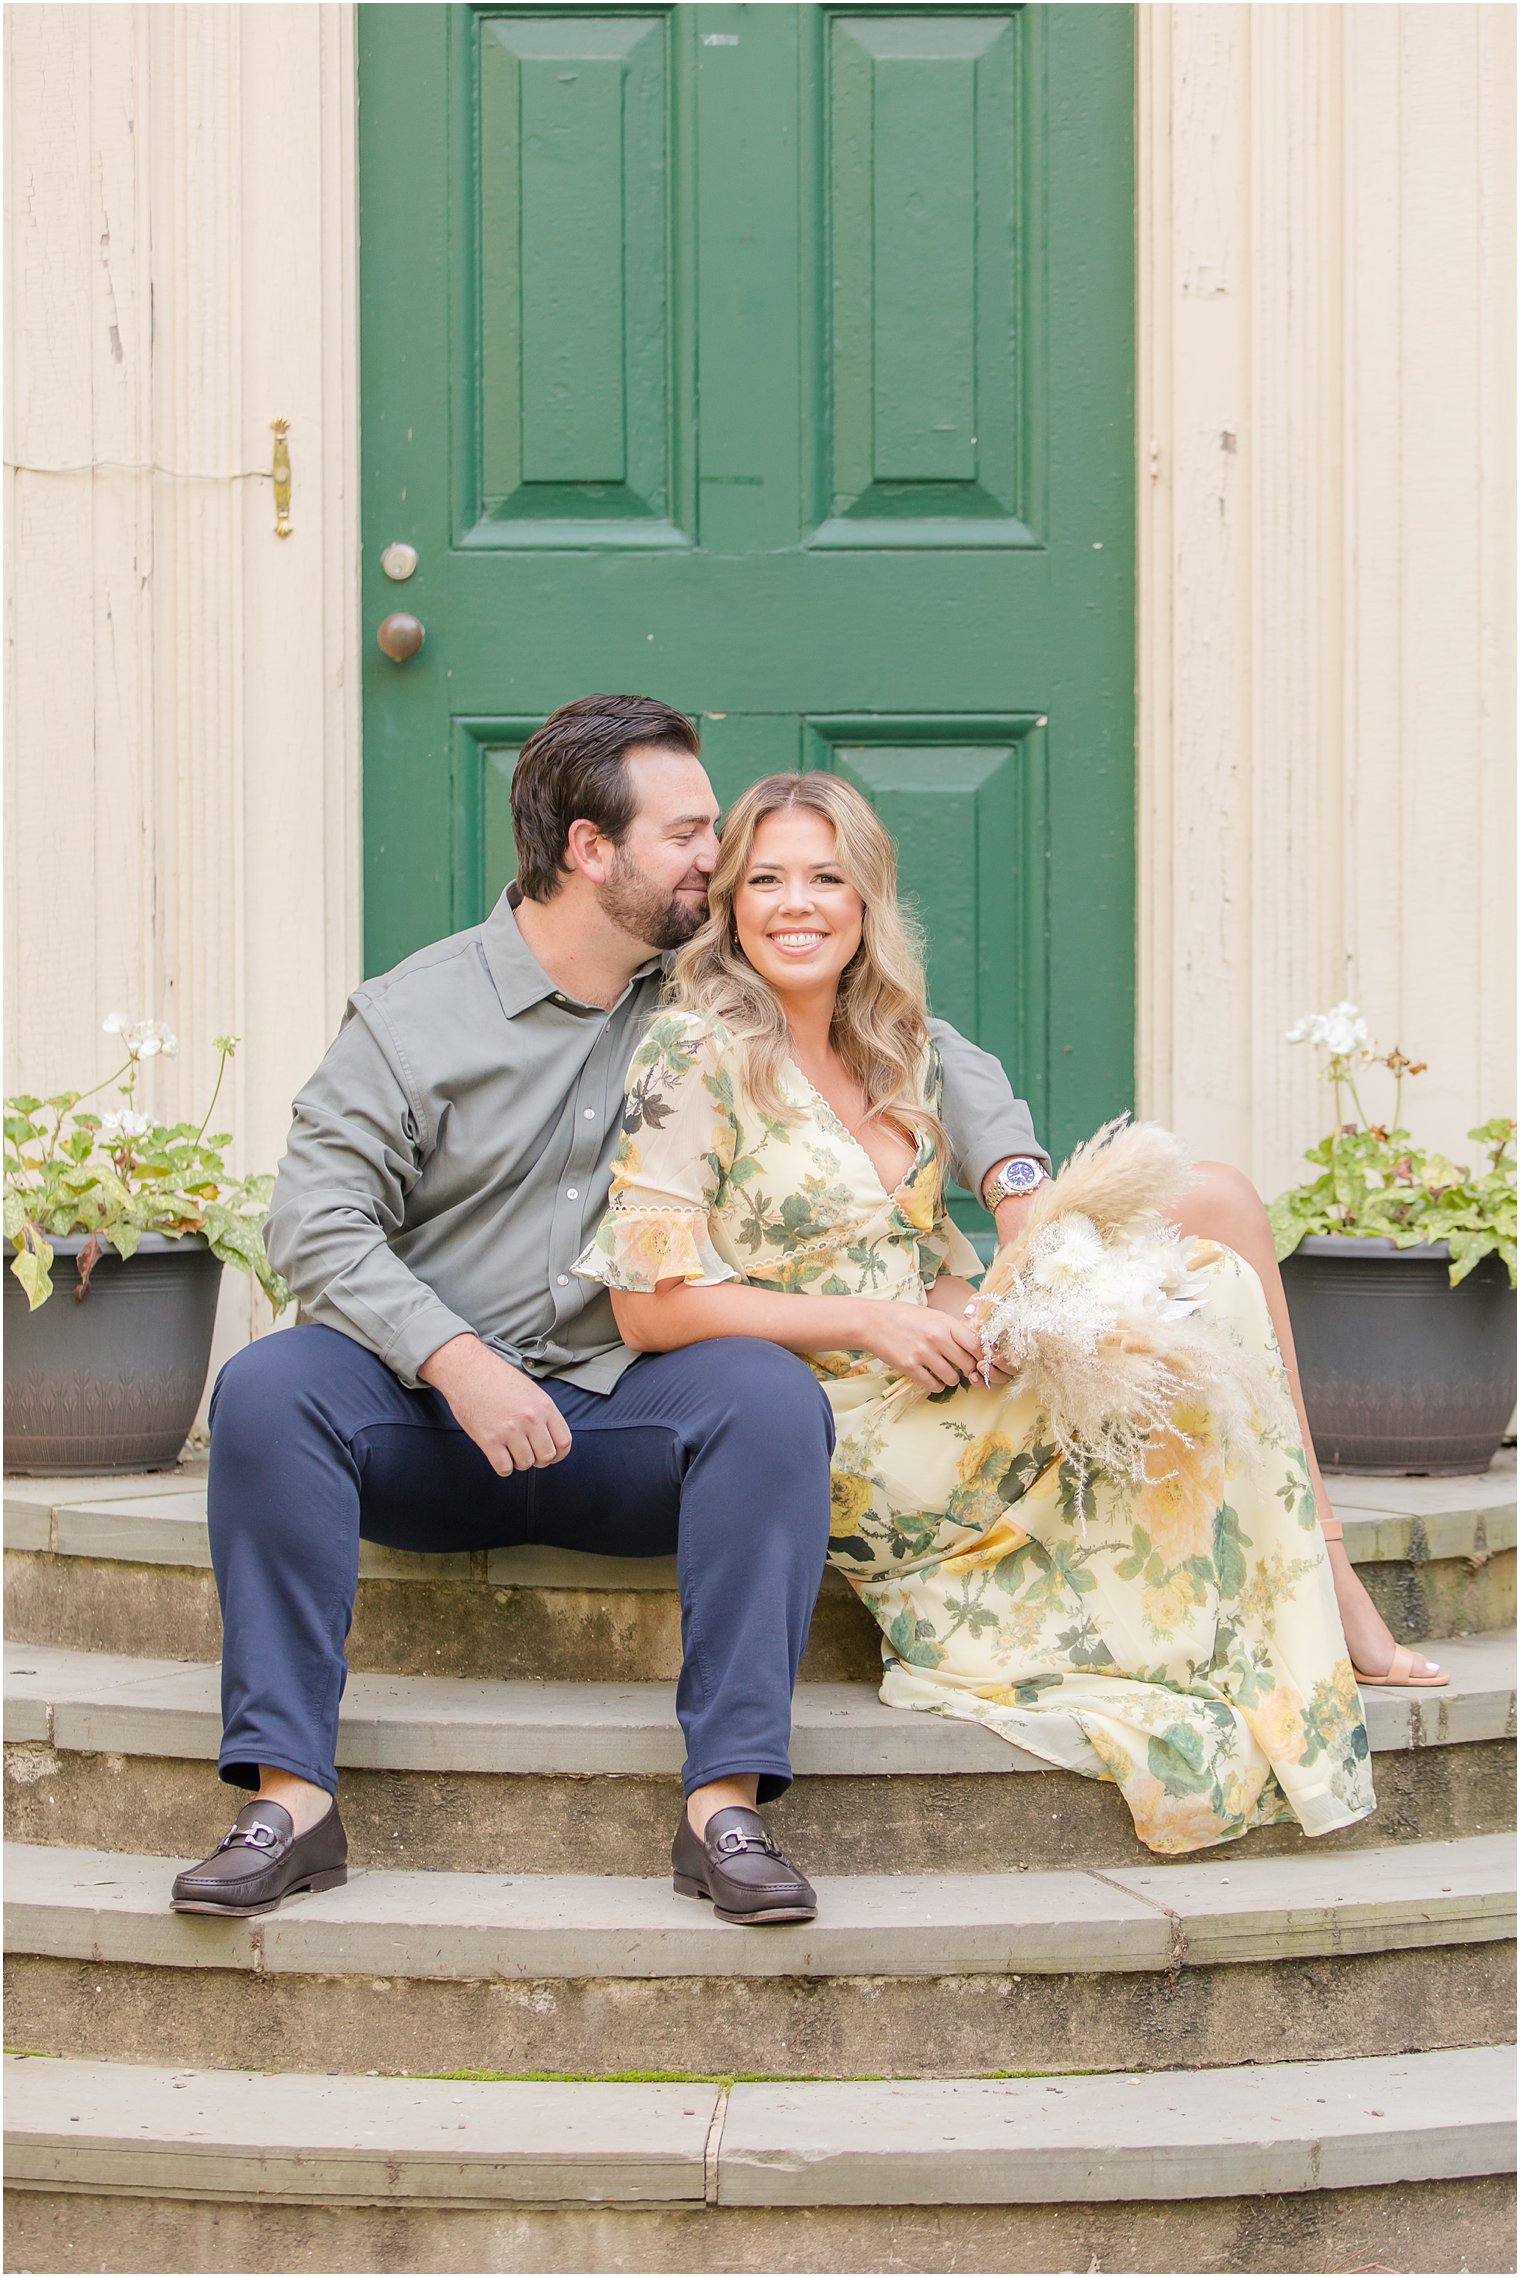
574, 1013, 741, 1294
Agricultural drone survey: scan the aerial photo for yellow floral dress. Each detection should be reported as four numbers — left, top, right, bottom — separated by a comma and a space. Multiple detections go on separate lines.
576, 1011, 1375, 1856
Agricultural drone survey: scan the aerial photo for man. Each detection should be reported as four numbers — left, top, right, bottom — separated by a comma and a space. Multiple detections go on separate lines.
170, 696, 1050, 1927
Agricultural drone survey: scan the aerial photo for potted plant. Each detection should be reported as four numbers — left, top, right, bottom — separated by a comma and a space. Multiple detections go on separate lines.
5, 1017, 288, 1475
1269, 1003, 1516, 1475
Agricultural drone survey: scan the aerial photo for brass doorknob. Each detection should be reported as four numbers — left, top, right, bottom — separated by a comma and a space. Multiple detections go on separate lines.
376, 612, 425, 662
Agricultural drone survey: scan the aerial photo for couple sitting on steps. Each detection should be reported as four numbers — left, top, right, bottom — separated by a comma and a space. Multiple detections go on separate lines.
171, 693, 1443, 1927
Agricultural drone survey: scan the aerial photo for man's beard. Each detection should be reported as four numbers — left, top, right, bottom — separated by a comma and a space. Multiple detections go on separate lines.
600, 845, 708, 953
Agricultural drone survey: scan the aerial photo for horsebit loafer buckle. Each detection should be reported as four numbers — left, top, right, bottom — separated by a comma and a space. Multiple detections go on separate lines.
220, 1821, 280, 1853
714, 1826, 780, 1858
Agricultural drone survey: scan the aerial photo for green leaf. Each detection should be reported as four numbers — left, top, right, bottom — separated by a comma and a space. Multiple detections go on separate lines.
9, 1226, 54, 1309
201, 1200, 289, 1310
1267, 1191, 1326, 1259
5, 1095, 43, 1116
3, 1114, 41, 1148
1443, 1229, 1495, 1285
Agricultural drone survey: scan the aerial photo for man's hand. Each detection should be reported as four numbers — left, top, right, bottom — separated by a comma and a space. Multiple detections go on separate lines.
419, 1334, 572, 1474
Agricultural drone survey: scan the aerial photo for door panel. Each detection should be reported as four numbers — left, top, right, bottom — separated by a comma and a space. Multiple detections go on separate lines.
361, 3, 1134, 1171
824, 11, 1027, 539
475, 14, 685, 536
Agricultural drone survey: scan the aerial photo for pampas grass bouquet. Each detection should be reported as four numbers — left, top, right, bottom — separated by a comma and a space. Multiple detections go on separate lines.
964, 1119, 1286, 1523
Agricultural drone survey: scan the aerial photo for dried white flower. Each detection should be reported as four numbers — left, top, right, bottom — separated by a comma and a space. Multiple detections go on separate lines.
943, 1119, 1289, 1537
976, 1214, 1274, 1534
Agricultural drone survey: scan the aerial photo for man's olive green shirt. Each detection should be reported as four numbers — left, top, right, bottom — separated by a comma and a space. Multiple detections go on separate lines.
265, 889, 1050, 1394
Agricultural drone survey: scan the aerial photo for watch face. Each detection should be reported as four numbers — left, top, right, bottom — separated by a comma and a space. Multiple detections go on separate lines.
1002, 1159, 1043, 1193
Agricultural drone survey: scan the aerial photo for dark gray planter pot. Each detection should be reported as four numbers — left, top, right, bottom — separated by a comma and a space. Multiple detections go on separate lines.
1280, 1232, 1516, 1476
3, 1231, 224, 1475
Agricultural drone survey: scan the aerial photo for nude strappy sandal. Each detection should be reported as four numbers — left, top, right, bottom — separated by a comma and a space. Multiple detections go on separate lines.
1321, 1514, 1450, 1687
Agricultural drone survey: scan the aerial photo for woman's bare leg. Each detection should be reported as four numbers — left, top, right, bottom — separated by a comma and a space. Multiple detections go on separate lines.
1172, 1161, 1445, 1682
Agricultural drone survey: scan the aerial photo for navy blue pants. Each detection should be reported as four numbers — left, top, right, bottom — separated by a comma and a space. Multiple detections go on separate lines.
206, 1326, 834, 1804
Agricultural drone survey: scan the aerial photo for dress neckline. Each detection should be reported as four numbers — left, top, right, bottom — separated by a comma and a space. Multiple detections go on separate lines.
784, 1056, 925, 1210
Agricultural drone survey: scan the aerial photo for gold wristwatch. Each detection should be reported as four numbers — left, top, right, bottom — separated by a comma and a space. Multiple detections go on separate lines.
981, 1156, 1049, 1209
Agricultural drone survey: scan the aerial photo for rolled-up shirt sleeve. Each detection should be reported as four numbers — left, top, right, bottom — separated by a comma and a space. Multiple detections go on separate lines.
930, 1019, 1051, 1199
263, 1000, 475, 1389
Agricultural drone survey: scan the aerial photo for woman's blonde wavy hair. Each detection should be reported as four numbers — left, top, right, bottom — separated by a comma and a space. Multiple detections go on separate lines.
666, 773, 946, 1155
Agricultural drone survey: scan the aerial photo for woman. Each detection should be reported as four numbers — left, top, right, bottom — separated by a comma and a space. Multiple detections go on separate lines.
576, 775, 1380, 1855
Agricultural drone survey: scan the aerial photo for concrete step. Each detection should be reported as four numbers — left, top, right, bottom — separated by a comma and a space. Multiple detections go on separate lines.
5, 2046, 1514, 2274
6, 1454, 1513, 1681
5, 1835, 1513, 2081
5, 1631, 1515, 1874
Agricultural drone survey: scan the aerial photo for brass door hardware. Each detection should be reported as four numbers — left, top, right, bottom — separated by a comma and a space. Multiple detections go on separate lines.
376, 613, 425, 662
271, 421, 293, 538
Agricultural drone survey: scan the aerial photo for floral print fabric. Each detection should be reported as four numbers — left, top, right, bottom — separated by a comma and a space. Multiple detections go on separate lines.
577, 1011, 1375, 1855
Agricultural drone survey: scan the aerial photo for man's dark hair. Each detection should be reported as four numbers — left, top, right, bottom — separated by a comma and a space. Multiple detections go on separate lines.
511, 694, 701, 902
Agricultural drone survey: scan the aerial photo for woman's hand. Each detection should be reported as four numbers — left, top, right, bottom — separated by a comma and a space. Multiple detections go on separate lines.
925, 1272, 1009, 1384
852, 1299, 986, 1391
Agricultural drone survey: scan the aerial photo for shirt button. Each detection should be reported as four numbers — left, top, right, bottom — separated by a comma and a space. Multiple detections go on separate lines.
583, 1108, 596, 1119
566, 1188, 579, 1200
556, 1275, 569, 1287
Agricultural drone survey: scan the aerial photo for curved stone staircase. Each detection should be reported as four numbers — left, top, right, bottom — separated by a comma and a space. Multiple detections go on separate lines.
4, 1455, 1516, 2274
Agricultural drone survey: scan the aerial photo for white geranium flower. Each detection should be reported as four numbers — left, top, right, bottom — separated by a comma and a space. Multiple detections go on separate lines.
101, 1011, 128, 1036
123, 1018, 178, 1060
98, 1110, 149, 1143
1320, 1001, 1370, 1056
1286, 1002, 1370, 1056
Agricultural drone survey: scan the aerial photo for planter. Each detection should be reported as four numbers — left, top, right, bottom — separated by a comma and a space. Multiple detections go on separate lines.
1280, 1233, 1516, 1475
3, 1232, 224, 1475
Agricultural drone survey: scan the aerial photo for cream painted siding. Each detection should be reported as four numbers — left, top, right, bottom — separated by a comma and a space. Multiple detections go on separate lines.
1138, 3, 1516, 1189
4, 3, 360, 1368
4, 4, 1515, 1376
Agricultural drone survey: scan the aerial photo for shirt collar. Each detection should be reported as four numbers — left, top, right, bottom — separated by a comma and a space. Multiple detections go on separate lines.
481, 884, 663, 1018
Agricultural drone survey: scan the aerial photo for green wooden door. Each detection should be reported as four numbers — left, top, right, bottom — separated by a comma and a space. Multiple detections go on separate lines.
359, 4, 1134, 1175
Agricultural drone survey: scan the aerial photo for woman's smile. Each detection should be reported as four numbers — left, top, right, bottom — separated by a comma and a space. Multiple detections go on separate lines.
734, 811, 865, 996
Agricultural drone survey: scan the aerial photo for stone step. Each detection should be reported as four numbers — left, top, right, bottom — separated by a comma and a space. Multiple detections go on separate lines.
6, 1632, 1515, 1874
5, 2046, 1514, 2274
5, 1835, 1513, 2081
6, 1454, 1513, 1681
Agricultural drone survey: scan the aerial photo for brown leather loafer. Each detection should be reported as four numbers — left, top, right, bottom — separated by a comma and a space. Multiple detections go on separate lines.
672, 1804, 817, 1925
170, 1799, 347, 1917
